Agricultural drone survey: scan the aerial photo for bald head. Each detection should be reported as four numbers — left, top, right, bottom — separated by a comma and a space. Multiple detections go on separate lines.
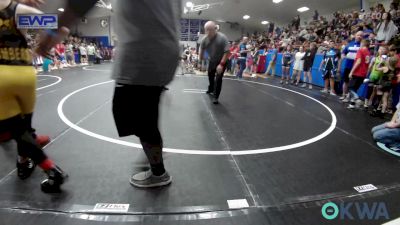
355, 31, 363, 42
205, 21, 217, 30
204, 21, 218, 39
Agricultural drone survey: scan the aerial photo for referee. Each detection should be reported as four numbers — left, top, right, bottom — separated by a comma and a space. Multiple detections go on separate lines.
199, 21, 230, 104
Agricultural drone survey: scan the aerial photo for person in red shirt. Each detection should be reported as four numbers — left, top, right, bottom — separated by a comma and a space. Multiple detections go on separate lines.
347, 39, 371, 109
55, 42, 66, 59
54, 42, 66, 69
228, 41, 239, 74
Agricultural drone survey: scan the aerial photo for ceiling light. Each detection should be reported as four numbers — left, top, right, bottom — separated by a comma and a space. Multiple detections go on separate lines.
58, 8, 64, 12
243, 15, 250, 20
297, 7, 309, 13
261, 21, 269, 25
273, 0, 283, 3
186, 2, 194, 8
183, 7, 188, 14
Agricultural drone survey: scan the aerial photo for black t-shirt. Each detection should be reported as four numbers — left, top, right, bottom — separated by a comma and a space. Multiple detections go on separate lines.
0, 1, 31, 65
303, 48, 317, 65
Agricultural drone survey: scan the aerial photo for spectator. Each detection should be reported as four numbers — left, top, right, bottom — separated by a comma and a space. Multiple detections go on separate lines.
347, 39, 371, 109
264, 44, 278, 77
371, 99, 400, 150
320, 41, 341, 95
228, 41, 239, 75
366, 46, 388, 109
292, 15, 300, 30
313, 10, 319, 21
65, 41, 74, 66
292, 46, 305, 86
281, 45, 294, 84
371, 56, 398, 116
389, 45, 400, 110
302, 42, 318, 89
340, 31, 363, 102
87, 43, 96, 65
236, 37, 250, 79
390, 2, 398, 17
79, 43, 88, 64
375, 12, 398, 45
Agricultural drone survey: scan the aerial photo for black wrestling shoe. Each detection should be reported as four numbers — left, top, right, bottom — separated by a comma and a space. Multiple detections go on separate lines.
17, 158, 35, 180
41, 166, 68, 193
213, 97, 219, 104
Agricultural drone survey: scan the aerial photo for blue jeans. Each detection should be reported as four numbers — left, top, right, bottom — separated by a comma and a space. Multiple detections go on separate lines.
236, 58, 246, 78
371, 123, 400, 148
231, 58, 237, 72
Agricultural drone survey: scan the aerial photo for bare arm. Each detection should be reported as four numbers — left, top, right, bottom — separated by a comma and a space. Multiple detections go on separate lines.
349, 58, 361, 76
319, 59, 325, 70
220, 52, 229, 66
338, 53, 345, 74
390, 108, 399, 123
219, 38, 230, 69
271, 53, 276, 61
198, 49, 203, 62
366, 59, 374, 78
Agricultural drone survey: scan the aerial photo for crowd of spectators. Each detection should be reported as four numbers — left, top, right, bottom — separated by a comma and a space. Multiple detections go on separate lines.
196, 1, 400, 150
29, 34, 114, 72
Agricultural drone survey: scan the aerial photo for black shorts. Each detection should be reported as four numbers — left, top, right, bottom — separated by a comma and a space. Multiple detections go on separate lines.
303, 63, 312, 72
343, 68, 351, 83
323, 70, 335, 80
283, 60, 291, 67
112, 84, 163, 144
380, 80, 393, 92
88, 55, 95, 62
349, 76, 364, 91
303, 65, 312, 72
381, 85, 392, 92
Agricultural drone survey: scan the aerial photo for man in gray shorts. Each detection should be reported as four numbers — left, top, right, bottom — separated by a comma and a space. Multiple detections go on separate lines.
199, 21, 230, 104
36, 0, 181, 188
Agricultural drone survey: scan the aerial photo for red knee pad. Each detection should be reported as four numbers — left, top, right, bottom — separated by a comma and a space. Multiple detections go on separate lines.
0, 132, 12, 143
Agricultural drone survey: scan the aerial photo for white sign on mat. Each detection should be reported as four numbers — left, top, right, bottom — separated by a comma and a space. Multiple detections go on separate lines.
383, 216, 400, 225
353, 184, 378, 193
227, 199, 249, 209
93, 203, 130, 212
